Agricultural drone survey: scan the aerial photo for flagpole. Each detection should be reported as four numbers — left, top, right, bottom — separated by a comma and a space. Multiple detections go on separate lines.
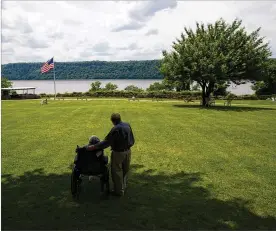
53, 62, 56, 100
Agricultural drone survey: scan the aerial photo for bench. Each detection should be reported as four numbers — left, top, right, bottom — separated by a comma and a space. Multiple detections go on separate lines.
57, 97, 65, 101
200, 97, 215, 106
128, 97, 139, 101
40, 99, 48, 105
184, 97, 194, 103
208, 98, 215, 106
77, 97, 88, 101
224, 99, 232, 106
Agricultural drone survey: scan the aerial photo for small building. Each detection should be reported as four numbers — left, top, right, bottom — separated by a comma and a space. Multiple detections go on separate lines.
1, 87, 40, 100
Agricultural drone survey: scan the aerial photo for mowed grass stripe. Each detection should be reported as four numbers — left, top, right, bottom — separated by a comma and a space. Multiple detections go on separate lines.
1, 99, 276, 229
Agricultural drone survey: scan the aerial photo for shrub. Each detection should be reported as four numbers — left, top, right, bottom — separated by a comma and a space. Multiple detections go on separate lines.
38, 91, 273, 100
125, 85, 144, 92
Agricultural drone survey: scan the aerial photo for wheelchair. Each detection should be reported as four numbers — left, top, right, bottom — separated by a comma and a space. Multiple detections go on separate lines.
71, 145, 110, 199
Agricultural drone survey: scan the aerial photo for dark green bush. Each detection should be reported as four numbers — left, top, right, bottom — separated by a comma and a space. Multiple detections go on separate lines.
39, 91, 273, 100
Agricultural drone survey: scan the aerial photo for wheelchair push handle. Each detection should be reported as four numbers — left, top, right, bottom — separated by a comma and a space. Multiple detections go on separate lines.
75, 145, 85, 153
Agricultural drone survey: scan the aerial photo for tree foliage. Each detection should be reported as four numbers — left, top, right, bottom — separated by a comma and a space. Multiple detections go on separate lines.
90, 81, 102, 91
147, 82, 166, 91
104, 82, 118, 91
251, 58, 276, 95
1, 60, 163, 80
160, 18, 271, 105
146, 79, 176, 91
225, 93, 236, 100
124, 85, 143, 92
192, 83, 200, 91
213, 82, 230, 96
1, 77, 12, 88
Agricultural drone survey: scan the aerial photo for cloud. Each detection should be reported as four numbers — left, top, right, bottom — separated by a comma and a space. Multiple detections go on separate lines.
1, 1, 276, 64
128, 43, 139, 50
1, 35, 10, 43
14, 1, 40, 12
2, 47, 14, 54
145, 29, 159, 36
2, 21, 13, 30
112, 21, 144, 32
129, 0, 177, 22
22, 24, 33, 34
80, 50, 111, 58
113, 1, 178, 32
63, 19, 82, 26
26, 38, 49, 49
92, 42, 110, 52
15, 54, 45, 63
96, 52, 112, 56
2, 16, 33, 34
49, 32, 64, 40
80, 42, 111, 58
79, 50, 93, 58
118, 43, 139, 51
2, 1, 8, 10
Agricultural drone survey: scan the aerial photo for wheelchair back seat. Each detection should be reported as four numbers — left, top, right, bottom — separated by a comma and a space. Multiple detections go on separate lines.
74, 146, 108, 175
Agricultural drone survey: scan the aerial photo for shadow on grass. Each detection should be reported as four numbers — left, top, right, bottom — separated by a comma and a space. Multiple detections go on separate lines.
2, 164, 276, 230
173, 104, 276, 112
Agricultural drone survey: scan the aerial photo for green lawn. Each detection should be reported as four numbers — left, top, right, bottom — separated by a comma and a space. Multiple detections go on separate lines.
2, 99, 276, 230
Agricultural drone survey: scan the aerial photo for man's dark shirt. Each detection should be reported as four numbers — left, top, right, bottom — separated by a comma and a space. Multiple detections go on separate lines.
96, 122, 135, 151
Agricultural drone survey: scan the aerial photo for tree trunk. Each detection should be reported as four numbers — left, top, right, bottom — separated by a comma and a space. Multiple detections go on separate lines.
202, 90, 206, 106
200, 81, 215, 107
201, 85, 212, 107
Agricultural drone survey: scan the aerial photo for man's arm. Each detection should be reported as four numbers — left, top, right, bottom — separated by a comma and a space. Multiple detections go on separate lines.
86, 128, 113, 151
86, 141, 109, 151
95, 139, 110, 150
129, 124, 135, 147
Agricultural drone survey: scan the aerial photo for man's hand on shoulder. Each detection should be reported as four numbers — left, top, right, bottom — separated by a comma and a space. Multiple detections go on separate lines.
87, 145, 96, 151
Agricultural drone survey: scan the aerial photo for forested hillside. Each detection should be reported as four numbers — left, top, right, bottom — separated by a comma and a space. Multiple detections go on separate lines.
1, 60, 163, 80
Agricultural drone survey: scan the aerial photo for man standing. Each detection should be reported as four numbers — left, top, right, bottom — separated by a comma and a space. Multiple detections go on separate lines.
87, 113, 135, 196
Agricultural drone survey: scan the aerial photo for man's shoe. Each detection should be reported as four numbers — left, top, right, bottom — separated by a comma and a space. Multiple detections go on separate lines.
110, 190, 124, 197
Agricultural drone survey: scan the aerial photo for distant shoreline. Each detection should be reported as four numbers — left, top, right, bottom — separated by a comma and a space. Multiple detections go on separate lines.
10, 79, 163, 81
10, 79, 164, 94
2, 60, 163, 80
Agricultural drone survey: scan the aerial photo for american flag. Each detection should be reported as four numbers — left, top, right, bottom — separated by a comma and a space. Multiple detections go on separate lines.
41, 57, 54, 73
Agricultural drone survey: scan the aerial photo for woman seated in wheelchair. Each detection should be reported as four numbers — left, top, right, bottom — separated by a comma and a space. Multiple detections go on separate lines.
71, 135, 109, 198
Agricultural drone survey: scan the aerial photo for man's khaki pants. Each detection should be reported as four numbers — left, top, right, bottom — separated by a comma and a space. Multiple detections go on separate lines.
111, 149, 131, 195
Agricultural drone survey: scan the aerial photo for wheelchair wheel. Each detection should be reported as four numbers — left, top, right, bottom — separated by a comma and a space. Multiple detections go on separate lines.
105, 168, 110, 194
102, 167, 110, 197
71, 167, 81, 199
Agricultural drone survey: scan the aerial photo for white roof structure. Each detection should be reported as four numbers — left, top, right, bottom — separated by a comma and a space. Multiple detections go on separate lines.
1, 87, 36, 90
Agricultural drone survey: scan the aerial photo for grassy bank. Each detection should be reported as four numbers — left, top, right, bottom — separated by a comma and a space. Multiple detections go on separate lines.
2, 99, 276, 229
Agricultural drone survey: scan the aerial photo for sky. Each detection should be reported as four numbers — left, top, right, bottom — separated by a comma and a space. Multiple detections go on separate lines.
1, 1, 276, 64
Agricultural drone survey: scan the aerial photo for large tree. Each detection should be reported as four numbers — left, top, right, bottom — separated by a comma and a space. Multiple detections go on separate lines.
160, 18, 271, 106
160, 53, 191, 91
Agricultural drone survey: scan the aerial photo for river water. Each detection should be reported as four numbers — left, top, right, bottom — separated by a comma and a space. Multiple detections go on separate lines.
11, 79, 254, 95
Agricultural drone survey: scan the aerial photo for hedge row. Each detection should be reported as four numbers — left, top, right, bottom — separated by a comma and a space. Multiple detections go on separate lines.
41, 90, 202, 99
39, 91, 275, 100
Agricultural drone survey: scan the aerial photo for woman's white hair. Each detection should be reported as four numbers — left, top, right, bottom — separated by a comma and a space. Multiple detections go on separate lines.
88, 135, 100, 144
